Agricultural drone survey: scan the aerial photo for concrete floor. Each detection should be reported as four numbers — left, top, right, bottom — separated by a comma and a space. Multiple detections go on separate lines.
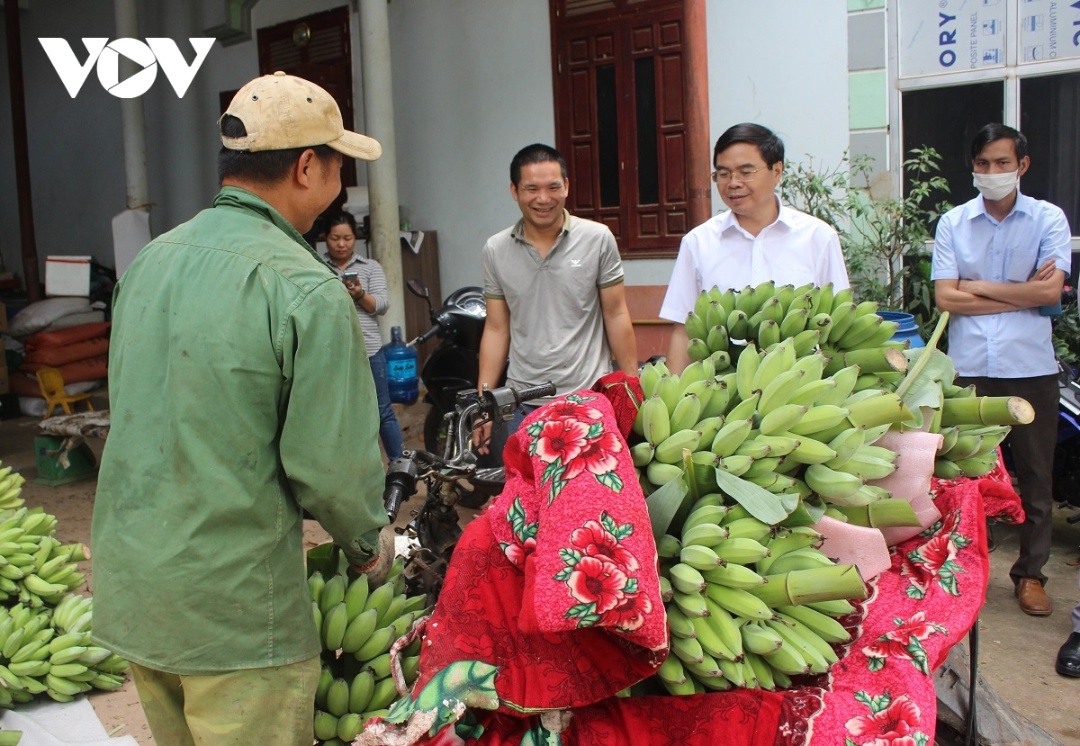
0, 394, 1078, 744
972, 510, 1080, 744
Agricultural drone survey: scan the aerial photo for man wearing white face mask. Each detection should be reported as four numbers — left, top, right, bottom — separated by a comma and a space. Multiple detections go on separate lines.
932, 123, 1072, 617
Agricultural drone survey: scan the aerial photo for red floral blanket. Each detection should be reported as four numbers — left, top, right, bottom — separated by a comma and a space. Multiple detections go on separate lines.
359, 378, 1017, 746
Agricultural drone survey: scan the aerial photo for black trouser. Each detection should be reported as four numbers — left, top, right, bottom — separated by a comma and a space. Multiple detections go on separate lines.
957, 374, 1059, 585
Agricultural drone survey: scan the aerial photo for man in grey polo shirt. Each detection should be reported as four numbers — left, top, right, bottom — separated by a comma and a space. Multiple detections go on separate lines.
475, 143, 638, 449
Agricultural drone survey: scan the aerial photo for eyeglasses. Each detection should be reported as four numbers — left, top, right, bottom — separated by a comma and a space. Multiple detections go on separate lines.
711, 166, 766, 183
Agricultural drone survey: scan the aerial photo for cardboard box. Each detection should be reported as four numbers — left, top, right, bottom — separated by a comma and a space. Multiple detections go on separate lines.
0, 359, 9, 396
0, 300, 7, 332
45, 256, 92, 297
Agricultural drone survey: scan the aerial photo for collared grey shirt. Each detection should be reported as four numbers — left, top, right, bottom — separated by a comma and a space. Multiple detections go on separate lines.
482, 210, 624, 402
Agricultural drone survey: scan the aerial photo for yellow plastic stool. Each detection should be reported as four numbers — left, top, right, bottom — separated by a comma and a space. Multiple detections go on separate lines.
35, 367, 95, 418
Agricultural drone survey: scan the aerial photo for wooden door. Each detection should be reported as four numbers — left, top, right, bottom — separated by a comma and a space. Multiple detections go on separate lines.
552, 0, 690, 257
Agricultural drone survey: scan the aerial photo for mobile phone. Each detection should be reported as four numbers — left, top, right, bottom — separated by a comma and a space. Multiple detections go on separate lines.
343, 272, 359, 284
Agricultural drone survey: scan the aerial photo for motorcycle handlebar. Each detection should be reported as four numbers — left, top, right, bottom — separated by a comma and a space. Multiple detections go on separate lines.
380, 382, 556, 512
514, 382, 557, 405
382, 456, 420, 522
384, 483, 409, 522
411, 324, 441, 346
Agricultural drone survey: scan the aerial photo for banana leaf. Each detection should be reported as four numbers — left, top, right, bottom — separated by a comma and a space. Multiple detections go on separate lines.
895, 311, 952, 429
645, 469, 691, 542
713, 468, 798, 525
779, 498, 822, 527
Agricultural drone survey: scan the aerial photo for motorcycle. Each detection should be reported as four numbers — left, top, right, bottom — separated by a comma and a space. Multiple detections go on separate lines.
405, 280, 506, 459
382, 381, 555, 602
1055, 361, 1080, 509
1052, 286, 1080, 513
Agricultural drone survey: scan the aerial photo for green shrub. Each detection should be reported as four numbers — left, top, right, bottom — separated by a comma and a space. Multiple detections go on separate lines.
1053, 299, 1080, 368
780, 147, 951, 340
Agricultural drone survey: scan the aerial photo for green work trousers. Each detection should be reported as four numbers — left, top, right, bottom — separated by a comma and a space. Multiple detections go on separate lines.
129, 657, 321, 745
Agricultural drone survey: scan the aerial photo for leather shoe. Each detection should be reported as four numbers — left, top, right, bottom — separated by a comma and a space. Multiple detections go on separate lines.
1057, 632, 1080, 677
1015, 578, 1052, 616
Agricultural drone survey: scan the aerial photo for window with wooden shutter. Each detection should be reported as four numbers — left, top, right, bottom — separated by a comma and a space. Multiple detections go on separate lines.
256, 6, 356, 219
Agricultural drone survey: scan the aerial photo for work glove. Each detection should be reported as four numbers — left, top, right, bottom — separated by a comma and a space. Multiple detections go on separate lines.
352, 526, 395, 587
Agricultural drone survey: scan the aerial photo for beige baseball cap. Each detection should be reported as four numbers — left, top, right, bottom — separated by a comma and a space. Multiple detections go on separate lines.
220, 71, 381, 161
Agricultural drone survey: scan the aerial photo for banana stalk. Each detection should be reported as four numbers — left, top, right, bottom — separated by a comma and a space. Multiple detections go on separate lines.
749, 564, 867, 607
940, 396, 1035, 427
832, 498, 921, 528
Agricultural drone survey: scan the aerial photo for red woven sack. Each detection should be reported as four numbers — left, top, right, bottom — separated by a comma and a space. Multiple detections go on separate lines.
20, 355, 108, 384
23, 337, 110, 366
23, 322, 111, 353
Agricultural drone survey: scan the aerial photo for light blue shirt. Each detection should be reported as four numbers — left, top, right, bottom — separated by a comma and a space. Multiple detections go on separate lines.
931, 191, 1072, 378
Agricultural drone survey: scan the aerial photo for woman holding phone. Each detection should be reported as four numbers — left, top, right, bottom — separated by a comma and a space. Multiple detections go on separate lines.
324, 212, 404, 459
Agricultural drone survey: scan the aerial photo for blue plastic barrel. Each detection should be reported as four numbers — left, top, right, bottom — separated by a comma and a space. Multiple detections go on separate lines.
384, 325, 419, 404
877, 311, 924, 348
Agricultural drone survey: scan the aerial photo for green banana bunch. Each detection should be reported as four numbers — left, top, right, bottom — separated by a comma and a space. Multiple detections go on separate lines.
0, 506, 89, 607
313, 570, 424, 660
0, 594, 129, 705
0, 502, 115, 707
306, 563, 430, 741
0, 463, 27, 512
636, 285, 1032, 693
635, 285, 921, 501
49, 592, 95, 634
656, 492, 865, 694
933, 416, 1012, 478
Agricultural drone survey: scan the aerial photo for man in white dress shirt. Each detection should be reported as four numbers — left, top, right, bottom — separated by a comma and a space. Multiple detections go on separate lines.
659, 123, 849, 372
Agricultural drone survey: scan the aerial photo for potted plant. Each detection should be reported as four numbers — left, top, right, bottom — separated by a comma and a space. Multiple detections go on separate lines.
780, 147, 952, 340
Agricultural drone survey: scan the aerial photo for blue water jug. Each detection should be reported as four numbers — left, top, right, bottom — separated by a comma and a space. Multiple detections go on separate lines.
877, 311, 925, 348
384, 325, 419, 404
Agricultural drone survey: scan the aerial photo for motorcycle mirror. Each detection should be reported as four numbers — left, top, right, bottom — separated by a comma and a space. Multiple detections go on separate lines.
407, 279, 430, 299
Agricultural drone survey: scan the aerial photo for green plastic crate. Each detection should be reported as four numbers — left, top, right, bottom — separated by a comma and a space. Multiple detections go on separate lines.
34, 435, 97, 486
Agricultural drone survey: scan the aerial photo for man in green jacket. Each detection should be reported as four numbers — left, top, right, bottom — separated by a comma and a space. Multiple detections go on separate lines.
91, 72, 391, 745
